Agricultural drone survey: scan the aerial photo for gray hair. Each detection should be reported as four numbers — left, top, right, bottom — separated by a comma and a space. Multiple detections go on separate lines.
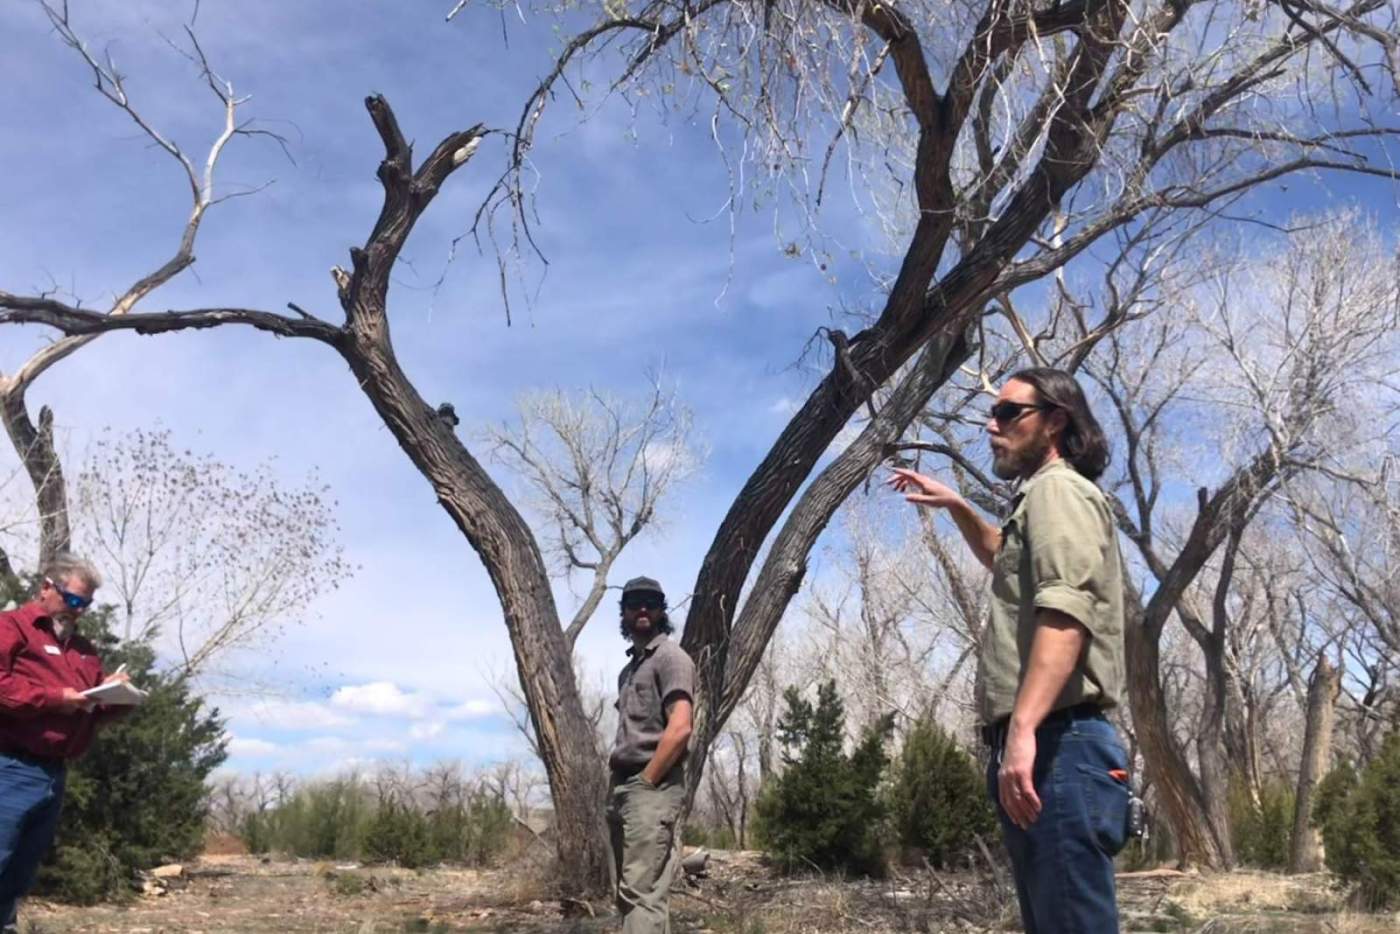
41, 553, 103, 591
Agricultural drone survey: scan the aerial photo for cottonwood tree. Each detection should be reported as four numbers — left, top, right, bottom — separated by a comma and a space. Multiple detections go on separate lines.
483, 382, 702, 647
803, 503, 981, 736
1288, 467, 1400, 761
6, 0, 1400, 893
66, 427, 351, 680
1088, 215, 1400, 866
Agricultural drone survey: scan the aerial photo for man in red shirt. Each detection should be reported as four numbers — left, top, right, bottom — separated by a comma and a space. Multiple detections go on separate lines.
0, 554, 127, 932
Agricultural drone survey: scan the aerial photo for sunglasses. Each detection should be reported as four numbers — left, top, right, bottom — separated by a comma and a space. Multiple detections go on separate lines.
988, 401, 1051, 425
622, 593, 664, 612
46, 578, 92, 611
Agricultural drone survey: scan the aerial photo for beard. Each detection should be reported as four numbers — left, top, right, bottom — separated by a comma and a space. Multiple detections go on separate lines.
621, 612, 669, 640
992, 434, 1053, 480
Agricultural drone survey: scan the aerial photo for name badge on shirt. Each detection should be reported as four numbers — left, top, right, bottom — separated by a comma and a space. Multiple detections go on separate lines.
44, 644, 61, 655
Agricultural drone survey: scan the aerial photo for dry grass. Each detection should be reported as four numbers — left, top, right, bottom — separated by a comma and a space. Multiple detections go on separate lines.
1141, 869, 1400, 934
15, 852, 1400, 933
1170, 870, 1341, 916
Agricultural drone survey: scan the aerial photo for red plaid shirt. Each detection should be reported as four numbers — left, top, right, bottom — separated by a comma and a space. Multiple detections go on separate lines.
0, 601, 110, 760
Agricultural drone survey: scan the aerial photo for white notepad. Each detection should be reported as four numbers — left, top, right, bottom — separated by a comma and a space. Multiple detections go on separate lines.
81, 681, 148, 706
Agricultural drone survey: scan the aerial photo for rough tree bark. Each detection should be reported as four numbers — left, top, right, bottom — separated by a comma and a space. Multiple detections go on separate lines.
327, 98, 613, 895
1115, 454, 1287, 868
0, 397, 71, 567
1290, 655, 1340, 874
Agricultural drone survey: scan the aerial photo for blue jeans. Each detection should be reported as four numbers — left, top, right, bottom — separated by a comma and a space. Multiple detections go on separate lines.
987, 712, 1129, 934
0, 753, 67, 927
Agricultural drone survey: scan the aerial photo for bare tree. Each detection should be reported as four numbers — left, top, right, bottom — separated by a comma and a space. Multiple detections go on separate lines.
1089, 214, 1400, 866
0, 1, 282, 567
67, 427, 351, 679
803, 501, 979, 738
484, 382, 702, 646
1288, 466, 1400, 759
5, 0, 1400, 894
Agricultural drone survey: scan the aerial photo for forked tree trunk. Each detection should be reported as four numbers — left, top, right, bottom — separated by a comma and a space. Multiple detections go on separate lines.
0, 393, 71, 566
1289, 656, 1339, 873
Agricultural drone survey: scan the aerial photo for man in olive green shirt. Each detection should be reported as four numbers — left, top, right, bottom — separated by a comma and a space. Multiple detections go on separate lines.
606, 576, 694, 934
890, 367, 1130, 934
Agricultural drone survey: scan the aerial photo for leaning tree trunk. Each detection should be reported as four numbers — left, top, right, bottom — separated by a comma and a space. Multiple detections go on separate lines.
322, 98, 613, 897
340, 317, 612, 895
1125, 600, 1230, 868
0, 393, 71, 566
1289, 656, 1340, 873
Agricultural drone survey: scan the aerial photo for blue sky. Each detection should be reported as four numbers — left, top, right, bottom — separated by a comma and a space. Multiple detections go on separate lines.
0, 0, 889, 776
3, 1, 1398, 778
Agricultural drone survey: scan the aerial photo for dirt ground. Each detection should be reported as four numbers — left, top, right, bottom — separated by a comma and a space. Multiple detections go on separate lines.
18, 850, 1400, 933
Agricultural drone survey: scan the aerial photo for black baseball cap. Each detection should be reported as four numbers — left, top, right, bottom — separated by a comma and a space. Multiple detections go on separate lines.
621, 576, 665, 598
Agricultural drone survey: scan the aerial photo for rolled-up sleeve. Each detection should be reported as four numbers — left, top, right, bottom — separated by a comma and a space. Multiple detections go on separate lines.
1024, 475, 1118, 639
654, 645, 695, 709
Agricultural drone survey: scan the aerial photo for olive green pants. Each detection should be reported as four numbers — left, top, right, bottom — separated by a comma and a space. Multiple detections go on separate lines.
607, 772, 685, 934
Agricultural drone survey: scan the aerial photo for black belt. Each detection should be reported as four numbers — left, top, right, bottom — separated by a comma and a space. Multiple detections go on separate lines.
980, 702, 1106, 748
0, 746, 65, 769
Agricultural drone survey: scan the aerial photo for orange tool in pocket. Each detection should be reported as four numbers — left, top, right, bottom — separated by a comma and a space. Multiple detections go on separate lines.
1108, 769, 1129, 783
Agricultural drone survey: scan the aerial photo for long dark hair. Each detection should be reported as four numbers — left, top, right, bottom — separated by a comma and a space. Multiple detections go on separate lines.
1008, 367, 1111, 481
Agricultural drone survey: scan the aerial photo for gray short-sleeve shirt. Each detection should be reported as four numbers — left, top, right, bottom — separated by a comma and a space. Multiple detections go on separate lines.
976, 459, 1126, 725
609, 633, 695, 772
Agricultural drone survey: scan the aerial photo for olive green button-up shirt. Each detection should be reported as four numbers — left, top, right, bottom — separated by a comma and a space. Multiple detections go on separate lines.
976, 459, 1126, 725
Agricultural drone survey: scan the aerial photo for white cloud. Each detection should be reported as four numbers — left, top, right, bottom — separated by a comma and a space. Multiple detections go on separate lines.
227, 736, 280, 757
444, 699, 500, 721
409, 721, 445, 741
243, 699, 354, 731
330, 681, 432, 719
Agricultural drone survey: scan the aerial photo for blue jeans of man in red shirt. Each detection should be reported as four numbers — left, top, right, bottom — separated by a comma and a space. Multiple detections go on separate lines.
0, 754, 66, 928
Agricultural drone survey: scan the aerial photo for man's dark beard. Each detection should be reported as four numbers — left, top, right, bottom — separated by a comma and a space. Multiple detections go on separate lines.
992, 435, 1053, 481
621, 612, 671, 640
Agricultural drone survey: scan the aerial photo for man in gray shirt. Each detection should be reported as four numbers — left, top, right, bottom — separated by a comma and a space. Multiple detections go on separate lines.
606, 576, 694, 933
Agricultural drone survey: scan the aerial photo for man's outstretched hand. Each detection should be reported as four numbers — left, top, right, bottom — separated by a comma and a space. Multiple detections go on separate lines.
886, 467, 964, 510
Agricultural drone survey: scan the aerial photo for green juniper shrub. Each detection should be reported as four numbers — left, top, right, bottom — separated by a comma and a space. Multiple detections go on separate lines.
1313, 733, 1400, 909
364, 796, 433, 869
1227, 774, 1295, 870
752, 680, 893, 877
887, 716, 996, 868
234, 772, 514, 867
0, 574, 229, 904
456, 790, 514, 866
264, 777, 372, 860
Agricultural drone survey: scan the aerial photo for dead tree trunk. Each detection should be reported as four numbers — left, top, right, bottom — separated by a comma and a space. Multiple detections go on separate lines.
1290, 656, 1339, 873
0, 394, 71, 567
